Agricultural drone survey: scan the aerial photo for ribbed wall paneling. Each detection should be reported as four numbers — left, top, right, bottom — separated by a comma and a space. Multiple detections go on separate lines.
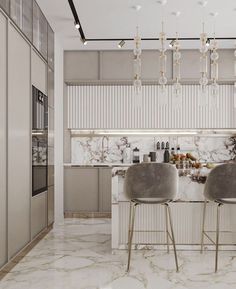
67, 85, 234, 129
118, 202, 236, 245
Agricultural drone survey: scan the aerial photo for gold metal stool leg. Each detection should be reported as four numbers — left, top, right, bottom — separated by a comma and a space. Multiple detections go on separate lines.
215, 203, 222, 273
126, 202, 137, 272
127, 201, 132, 246
165, 205, 170, 253
166, 203, 179, 272
200, 199, 207, 253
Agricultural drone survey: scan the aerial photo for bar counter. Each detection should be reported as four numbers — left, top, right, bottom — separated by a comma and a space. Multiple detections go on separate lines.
111, 164, 236, 250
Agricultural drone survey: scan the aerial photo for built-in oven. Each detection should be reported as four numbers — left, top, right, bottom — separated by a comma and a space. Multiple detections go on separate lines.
32, 86, 48, 196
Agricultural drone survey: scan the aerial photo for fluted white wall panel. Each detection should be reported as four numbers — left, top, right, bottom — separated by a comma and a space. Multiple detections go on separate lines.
118, 202, 236, 245
67, 85, 235, 129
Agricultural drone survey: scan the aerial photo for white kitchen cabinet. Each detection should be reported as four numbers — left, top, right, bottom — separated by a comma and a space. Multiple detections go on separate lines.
180, 50, 210, 80
64, 50, 235, 83
67, 84, 235, 129
99, 168, 112, 212
33, 0, 47, 60
0, 0, 9, 14
217, 50, 235, 80
64, 167, 99, 212
47, 186, 54, 225
64, 167, 112, 213
10, 0, 33, 41
8, 23, 31, 258
47, 24, 54, 70
64, 51, 99, 82
31, 192, 47, 239
101, 51, 134, 80
142, 50, 172, 81
0, 11, 7, 268
31, 48, 47, 94
48, 66, 54, 108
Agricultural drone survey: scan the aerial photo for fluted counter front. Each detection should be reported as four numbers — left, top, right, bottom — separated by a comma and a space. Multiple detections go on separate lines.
111, 165, 236, 250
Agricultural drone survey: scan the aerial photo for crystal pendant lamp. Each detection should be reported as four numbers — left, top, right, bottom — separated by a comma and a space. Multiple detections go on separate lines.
159, 22, 168, 90
173, 35, 182, 95
199, 23, 209, 92
133, 26, 142, 95
210, 37, 219, 96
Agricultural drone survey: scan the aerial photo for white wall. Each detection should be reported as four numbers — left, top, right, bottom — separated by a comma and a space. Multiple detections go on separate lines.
54, 35, 64, 224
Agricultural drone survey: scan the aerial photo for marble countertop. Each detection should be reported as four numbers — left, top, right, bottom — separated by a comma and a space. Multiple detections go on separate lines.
64, 163, 134, 167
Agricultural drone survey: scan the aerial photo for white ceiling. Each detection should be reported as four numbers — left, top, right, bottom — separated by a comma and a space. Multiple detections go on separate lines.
37, 0, 236, 50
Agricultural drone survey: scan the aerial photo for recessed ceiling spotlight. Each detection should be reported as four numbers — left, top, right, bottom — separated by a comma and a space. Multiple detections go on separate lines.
169, 39, 175, 48
157, 0, 167, 6
132, 5, 142, 11
198, 0, 208, 7
171, 11, 181, 17
118, 40, 125, 48
81, 38, 87, 45
74, 21, 80, 29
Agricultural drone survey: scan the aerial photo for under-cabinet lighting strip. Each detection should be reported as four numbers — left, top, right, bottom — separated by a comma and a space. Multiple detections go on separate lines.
70, 129, 236, 137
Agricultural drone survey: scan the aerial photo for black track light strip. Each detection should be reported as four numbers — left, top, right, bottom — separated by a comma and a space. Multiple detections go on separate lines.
68, 0, 85, 40
86, 37, 236, 42
68, 1, 236, 43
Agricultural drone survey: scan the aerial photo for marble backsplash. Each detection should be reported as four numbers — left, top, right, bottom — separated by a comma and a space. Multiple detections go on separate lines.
71, 135, 236, 164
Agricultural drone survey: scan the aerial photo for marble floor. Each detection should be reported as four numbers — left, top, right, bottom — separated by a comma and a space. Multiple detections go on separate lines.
1, 219, 236, 289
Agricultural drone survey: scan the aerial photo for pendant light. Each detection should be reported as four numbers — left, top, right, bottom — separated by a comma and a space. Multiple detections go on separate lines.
157, 0, 168, 91
172, 11, 182, 97
159, 21, 168, 90
199, 1, 209, 93
133, 26, 142, 95
199, 22, 209, 92
133, 5, 142, 98
210, 12, 219, 100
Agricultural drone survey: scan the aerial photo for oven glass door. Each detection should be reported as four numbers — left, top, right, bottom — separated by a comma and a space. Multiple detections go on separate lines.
32, 135, 47, 196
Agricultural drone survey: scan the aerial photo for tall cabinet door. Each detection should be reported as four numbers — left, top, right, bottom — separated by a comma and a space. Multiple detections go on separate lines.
8, 23, 31, 258
0, 11, 7, 268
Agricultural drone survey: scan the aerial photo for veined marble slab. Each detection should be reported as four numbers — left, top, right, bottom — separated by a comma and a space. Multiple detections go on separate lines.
71, 135, 236, 165
1, 219, 236, 289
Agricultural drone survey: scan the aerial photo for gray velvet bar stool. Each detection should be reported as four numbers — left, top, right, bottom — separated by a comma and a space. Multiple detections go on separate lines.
125, 163, 179, 272
200, 163, 236, 272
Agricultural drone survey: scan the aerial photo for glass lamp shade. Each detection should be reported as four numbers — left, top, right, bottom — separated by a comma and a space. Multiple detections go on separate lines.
199, 75, 208, 86
133, 57, 141, 76
159, 75, 168, 85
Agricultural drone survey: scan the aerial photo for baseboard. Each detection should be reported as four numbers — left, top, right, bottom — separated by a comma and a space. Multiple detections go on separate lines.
0, 224, 53, 281
64, 211, 111, 218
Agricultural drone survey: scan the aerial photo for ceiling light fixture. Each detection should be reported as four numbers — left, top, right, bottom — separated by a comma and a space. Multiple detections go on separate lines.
118, 40, 125, 48
68, 0, 86, 40
74, 22, 80, 29
81, 38, 87, 45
